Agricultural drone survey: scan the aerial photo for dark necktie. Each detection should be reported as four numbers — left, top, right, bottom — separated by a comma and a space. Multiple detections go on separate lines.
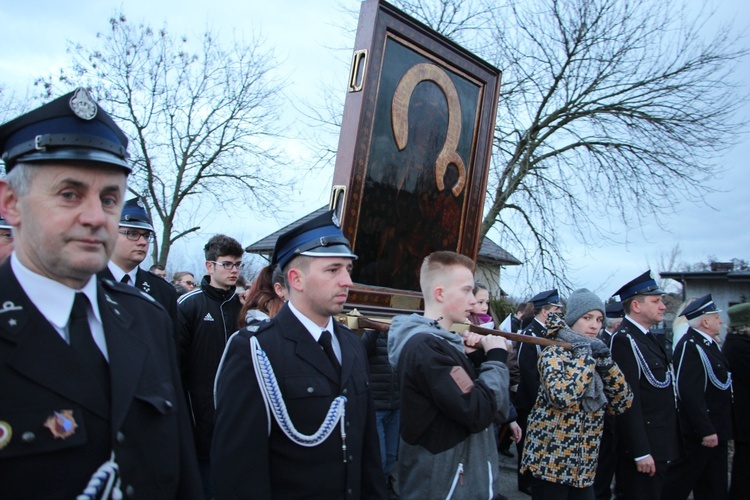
318, 330, 341, 377
120, 274, 130, 285
69, 293, 110, 394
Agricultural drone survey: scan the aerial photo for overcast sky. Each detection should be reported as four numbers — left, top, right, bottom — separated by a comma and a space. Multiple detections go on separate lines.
1, 0, 748, 299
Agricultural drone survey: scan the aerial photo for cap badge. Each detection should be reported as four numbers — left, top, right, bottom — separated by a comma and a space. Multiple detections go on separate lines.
44, 410, 78, 439
331, 211, 341, 228
69, 88, 98, 121
0, 421, 12, 449
136, 198, 144, 208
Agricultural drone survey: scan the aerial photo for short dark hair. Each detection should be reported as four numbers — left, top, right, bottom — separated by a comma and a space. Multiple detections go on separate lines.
149, 264, 165, 272
533, 303, 557, 316
622, 295, 645, 315
272, 265, 286, 288
204, 234, 243, 261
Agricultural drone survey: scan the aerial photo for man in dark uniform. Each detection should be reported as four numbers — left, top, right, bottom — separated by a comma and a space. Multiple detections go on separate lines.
211, 210, 386, 499
724, 303, 750, 500
594, 299, 625, 500
610, 270, 680, 500
0, 88, 200, 499
662, 294, 732, 500
99, 197, 178, 324
601, 301, 624, 346
515, 288, 563, 495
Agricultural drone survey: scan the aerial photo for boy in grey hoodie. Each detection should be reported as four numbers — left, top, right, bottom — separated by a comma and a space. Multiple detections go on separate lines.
388, 251, 510, 499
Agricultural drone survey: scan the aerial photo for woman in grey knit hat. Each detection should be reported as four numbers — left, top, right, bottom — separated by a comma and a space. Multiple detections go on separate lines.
520, 289, 633, 498
566, 288, 607, 338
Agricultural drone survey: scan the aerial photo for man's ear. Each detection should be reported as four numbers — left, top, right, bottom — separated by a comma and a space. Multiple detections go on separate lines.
288, 267, 304, 293
433, 285, 445, 303
630, 299, 641, 315
0, 180, 21, 226
204, 261, 213, 275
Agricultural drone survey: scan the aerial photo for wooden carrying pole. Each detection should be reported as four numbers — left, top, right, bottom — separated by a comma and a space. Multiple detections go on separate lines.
468, 324, 572, 350
354, 316, 572, 350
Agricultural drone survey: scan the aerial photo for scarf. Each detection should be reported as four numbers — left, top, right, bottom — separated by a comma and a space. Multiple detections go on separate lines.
546, 313, 607, 412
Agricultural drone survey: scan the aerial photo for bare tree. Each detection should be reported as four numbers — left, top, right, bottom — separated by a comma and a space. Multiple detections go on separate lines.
36, 14, 291, 265
385, 0, 749, 288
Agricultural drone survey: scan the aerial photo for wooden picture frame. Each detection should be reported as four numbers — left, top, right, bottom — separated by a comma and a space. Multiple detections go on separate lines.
332, 0, 501, 313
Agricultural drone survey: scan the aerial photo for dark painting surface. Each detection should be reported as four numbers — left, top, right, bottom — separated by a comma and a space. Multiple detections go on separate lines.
351, 36, 482, 291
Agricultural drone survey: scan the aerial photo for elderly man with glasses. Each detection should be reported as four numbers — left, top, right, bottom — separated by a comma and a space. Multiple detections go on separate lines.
99, 197, 178, 328
176, 233, 244, 499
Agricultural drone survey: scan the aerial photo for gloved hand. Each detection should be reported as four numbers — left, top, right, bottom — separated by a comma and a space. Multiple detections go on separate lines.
571, 341, 592, 357
589, 338, 611, 359
595, 356, 615, 371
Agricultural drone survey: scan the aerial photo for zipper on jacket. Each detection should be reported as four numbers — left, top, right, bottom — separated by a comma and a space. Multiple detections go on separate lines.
446, 462, 464, 499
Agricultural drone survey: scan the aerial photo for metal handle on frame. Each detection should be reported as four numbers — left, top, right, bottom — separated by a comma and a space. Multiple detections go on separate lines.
348, 50, 368, 92
330, 185, 347, 225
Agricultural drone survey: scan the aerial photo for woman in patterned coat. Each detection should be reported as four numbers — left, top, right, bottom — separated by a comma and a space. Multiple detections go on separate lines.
521, 289, 633, 499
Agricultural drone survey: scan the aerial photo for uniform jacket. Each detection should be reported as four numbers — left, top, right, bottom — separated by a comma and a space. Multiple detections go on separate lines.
388, 314, 509, 500
361, 329, 399, 411
516, 319, 545, 417
611, 318, 680, 461
176, 275, 241, 459
0, 261, 200, 499
99, 266, 178, 326
211, 303, 386, 499
672, 328, 733, 441
520, 345, 632, 487
723, 330, 750, 443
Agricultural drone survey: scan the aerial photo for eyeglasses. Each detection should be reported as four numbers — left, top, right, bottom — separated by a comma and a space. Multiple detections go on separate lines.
209, 261, 244, 270
119, 229, 155, 242
178, 280, 196, 287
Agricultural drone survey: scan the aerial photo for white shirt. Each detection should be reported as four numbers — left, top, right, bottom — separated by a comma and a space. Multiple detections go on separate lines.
288, 301, 342, 363
107, 261, 138, 286
11, 253, 109, 360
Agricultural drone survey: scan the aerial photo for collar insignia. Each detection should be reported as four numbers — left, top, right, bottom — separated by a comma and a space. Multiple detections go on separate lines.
0, 301, 23, 314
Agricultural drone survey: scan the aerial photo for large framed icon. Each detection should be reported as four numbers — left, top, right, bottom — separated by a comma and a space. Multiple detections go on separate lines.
331, 0, 501, 314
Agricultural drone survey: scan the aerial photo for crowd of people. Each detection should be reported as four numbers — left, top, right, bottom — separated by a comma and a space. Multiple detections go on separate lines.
1, 89, 748, 500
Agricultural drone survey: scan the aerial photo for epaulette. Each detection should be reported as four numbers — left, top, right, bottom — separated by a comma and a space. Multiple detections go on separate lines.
101, 278, 159, 305
243, 319, 274, 337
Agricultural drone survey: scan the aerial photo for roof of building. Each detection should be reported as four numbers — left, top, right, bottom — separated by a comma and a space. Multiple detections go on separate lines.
245, 207, 522, 267
661, 271, 750, 282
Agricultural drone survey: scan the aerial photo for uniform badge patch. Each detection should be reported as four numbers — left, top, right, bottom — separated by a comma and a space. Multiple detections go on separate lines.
0, 421, 12, 449
450, 366, 475, 394
44, 410, 78, 439
142, 281, 151, 293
